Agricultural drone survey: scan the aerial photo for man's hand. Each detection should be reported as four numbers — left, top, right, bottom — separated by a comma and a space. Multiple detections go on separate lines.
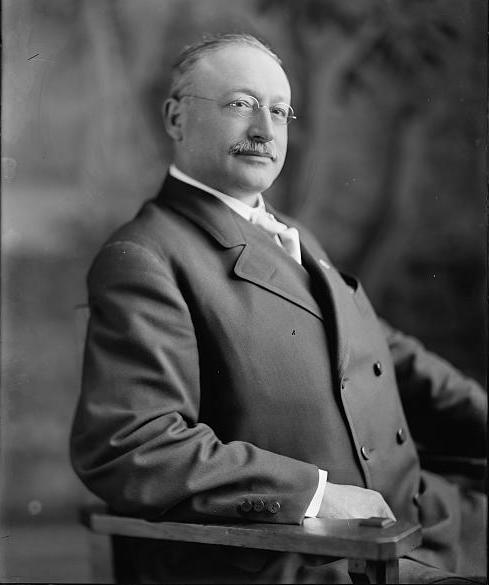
318, 482, 396, 520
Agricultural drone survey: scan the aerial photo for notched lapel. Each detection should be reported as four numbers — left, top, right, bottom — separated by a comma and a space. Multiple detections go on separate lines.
233, 236, 324, 322
155, 175, 246, 249
157, 175, 324, 320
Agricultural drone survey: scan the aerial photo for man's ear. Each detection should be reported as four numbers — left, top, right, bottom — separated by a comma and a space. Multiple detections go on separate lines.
163, 97, 184, 141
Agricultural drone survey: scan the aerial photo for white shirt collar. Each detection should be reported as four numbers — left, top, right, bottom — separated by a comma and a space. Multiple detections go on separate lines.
169, 164, 266, 221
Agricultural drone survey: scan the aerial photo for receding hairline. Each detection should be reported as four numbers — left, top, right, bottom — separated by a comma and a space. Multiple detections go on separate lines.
169, 33, 284, 98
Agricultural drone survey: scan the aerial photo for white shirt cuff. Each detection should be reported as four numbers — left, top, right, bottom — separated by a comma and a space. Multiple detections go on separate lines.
304, 469, 328, 518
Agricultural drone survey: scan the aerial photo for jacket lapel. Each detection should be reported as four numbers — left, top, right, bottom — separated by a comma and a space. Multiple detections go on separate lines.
155, 175, 246, 248
154, 175, 323, 321
232, 218, 324, 321
155, 175, 351, 374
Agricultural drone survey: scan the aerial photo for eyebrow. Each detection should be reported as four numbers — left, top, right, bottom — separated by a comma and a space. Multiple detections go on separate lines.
224, 87, 291, 104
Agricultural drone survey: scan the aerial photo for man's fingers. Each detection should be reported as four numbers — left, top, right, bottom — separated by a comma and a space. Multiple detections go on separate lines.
372, 492, 396, 521
319, 483, 396, 520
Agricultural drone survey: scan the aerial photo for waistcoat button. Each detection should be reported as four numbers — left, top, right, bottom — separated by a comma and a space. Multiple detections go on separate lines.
373, 361, 383, 376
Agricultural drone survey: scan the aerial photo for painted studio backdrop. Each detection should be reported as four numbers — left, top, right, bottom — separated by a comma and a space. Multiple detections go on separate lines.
1, 0, 486, 582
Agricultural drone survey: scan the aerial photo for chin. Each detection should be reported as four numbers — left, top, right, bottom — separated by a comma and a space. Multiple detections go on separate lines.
233, 171, 277, 195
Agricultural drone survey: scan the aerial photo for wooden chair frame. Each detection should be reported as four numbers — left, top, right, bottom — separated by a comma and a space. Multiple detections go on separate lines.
82, 506, 421, 584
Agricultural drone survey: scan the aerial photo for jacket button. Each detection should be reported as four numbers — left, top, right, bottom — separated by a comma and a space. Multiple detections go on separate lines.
360, 446, 370, 460
396, 428, 407, 444
267, 501, 281, 514
373, 361, 383, 376
239, 499, 253, 514
253, 499, 265, 513
412, 493, 420, 507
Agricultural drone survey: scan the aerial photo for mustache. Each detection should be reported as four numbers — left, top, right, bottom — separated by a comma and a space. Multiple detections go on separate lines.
229, 140, 276, 159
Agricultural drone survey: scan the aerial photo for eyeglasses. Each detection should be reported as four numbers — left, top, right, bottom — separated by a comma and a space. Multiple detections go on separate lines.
178, 94, 296, 125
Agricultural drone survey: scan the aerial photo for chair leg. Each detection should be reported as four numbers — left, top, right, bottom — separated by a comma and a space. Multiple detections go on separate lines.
89, 532, 115, 583
111, 535, 144, 585
348, 558, 399, 584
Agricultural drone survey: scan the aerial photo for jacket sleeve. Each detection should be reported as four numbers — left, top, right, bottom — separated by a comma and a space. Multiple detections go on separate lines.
380, 319, 487, 457
70, 240, 319, 524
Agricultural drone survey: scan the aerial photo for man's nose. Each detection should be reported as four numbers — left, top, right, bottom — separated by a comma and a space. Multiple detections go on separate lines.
247, 107, 275, 142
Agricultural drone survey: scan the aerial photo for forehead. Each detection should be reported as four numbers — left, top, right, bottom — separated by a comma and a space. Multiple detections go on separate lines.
189, 45, 291, 102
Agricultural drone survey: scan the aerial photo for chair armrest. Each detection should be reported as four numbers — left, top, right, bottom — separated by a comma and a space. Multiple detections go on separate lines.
84, 507, 421, 562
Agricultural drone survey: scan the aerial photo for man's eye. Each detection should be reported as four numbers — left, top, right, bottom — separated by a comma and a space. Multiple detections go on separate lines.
270, 105, 289, 119
229, 99, 254, 110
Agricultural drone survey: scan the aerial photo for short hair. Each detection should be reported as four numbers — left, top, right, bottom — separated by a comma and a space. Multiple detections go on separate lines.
169, 33, 282, 98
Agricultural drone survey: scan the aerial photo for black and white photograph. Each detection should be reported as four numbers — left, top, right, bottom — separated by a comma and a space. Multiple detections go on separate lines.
1, 1, 487, 583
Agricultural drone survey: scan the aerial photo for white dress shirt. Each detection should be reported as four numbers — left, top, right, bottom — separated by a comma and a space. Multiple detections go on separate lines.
168, 164, 328, 517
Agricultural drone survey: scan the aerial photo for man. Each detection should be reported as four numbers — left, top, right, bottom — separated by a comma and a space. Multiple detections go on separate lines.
71, 33, 486, 584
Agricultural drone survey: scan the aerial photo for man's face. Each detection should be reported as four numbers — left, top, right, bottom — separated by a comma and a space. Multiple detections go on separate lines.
169, 45, 291, 199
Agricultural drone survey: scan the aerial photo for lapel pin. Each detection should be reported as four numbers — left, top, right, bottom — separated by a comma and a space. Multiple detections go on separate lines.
319, 259, 331, 269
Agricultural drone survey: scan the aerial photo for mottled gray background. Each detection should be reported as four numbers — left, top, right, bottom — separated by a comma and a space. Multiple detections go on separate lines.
1, 0, 486, 582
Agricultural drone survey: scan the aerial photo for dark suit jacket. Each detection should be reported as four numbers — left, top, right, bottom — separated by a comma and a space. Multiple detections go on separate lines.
70, 175, 487, 583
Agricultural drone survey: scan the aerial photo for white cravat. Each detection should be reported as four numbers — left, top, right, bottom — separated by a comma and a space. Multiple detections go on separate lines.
249, 207, 302, 265
169, 165, 302, 264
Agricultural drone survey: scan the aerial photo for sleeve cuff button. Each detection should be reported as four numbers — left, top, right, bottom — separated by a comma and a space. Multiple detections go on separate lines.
267, 501, 281, 514
239, 499, 253, 513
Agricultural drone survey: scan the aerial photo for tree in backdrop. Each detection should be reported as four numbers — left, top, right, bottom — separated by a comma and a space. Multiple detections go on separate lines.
257, 0, 485, 381
258, 0, 460, 276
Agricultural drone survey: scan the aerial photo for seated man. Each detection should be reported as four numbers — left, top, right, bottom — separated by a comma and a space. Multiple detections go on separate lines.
70, 33, 487, 584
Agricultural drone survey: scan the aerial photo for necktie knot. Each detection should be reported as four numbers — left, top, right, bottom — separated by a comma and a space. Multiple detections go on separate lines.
250, 208, 287, 235
250, 207, 302, 264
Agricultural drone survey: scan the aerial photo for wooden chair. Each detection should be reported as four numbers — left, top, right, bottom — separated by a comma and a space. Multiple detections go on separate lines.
81, 505, 421, 584
80, 452, 487, 585
81, 453, 487, 585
